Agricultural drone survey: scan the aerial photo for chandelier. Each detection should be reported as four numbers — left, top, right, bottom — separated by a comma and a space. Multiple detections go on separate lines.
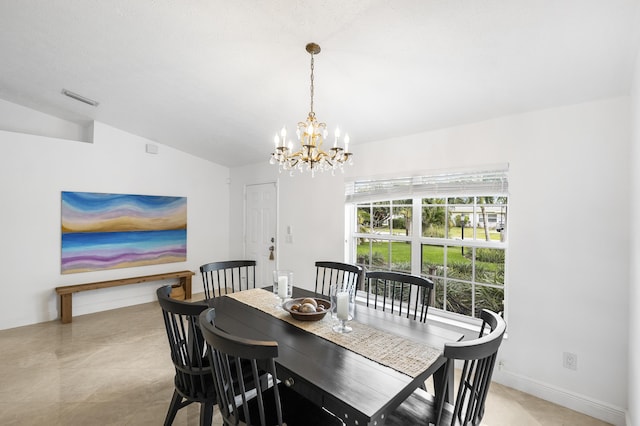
270, 42, 353, 176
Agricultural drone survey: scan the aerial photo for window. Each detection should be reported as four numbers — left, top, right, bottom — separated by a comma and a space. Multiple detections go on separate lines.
347, 168, 508, 321
356, 199, 413, 274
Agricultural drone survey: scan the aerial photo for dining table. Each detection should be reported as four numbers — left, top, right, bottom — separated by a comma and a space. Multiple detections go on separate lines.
206, 286, 463, 426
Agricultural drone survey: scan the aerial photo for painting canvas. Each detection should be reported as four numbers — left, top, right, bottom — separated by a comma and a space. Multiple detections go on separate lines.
61, 191, 187, 274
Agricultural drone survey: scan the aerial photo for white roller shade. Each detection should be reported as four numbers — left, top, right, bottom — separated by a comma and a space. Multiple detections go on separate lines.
345, 166, 509, 203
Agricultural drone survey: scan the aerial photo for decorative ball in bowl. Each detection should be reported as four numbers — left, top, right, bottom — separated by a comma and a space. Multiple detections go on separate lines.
283, 297, 332, 321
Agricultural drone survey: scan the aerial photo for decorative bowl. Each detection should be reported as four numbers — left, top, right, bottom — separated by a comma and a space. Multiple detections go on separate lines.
283, 297, 332, 321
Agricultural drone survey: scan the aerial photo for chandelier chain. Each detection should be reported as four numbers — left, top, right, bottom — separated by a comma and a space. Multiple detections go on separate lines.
310, 53, 315, 114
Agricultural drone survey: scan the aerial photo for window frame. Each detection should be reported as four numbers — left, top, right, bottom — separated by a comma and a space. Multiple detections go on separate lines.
346, 169, 508, 325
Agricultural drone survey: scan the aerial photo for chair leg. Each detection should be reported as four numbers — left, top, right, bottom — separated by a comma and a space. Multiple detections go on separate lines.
420, 376, 434, 392
164, 390, 183, 426
200, 402, 214, 426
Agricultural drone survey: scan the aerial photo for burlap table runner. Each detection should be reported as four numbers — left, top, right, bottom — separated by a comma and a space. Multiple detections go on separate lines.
226, 288, 442, 378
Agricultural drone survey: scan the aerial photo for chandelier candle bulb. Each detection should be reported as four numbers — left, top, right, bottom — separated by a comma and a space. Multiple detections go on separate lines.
336, 292, 349, 320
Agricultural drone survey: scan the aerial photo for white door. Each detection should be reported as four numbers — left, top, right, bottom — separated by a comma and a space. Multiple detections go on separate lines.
245, 182, 277, 287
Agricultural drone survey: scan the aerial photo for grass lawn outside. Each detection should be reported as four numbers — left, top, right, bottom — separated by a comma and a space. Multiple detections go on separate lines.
357, 239, 504, 275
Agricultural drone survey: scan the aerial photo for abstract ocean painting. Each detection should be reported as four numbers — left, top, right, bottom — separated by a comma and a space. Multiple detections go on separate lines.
61, 192, 187, 274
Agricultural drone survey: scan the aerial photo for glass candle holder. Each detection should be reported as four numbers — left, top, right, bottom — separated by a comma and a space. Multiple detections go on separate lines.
273, 270, 293, 308
330, 281, 355, 333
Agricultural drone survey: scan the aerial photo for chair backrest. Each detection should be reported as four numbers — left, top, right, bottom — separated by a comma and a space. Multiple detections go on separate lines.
315, 261, 363, 296
199, 308, 283, 426
364, 271, 434, 322
200, 260, 257, 300
156, 285, 214, 403
437, 309, 506, 426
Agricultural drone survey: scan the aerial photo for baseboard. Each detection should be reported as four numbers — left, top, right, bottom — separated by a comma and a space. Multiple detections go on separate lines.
493, 369, 627, 426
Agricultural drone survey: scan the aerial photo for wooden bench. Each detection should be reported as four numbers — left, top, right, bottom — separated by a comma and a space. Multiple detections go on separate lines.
55, 270, 195, 323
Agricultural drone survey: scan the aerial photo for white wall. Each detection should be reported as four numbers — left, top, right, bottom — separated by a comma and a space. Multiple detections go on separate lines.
0, 98, 91, 142
0, 116, 230, 330
229, 166, 346, 289
628, 42, 640, 426
230, 97, 630, 424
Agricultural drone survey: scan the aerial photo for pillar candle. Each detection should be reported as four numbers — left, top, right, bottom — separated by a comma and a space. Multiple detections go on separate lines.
278, 276, 288, 299
336, 291, 349, 320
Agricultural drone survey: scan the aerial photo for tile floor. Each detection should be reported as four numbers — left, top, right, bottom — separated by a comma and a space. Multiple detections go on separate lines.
0, 299, 611, 425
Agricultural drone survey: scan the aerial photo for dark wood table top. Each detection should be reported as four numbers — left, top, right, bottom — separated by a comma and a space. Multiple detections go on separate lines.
208, 287, 463, 426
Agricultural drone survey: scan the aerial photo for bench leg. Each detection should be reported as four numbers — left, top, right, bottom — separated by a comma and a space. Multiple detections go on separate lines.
182, 275, 192, 299
60, 293, 72, 324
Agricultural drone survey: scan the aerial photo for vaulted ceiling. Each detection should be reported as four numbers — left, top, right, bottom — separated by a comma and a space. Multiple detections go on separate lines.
1, 0, 639, 167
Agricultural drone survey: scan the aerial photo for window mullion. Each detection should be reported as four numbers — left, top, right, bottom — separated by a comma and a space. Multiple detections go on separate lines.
411, 197, 421, 275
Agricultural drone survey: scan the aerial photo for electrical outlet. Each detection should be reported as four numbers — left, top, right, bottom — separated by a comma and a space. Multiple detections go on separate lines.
498, 360, 505, 371
563, 352, 577, 370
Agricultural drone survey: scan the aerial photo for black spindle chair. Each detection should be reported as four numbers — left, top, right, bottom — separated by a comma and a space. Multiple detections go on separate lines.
314, 261, 363, 296
156, 285, 215, 426
364, 270, 434, 322
200, 260, 256, 300
198, 308, 343, 426
385, 309, 507, 426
